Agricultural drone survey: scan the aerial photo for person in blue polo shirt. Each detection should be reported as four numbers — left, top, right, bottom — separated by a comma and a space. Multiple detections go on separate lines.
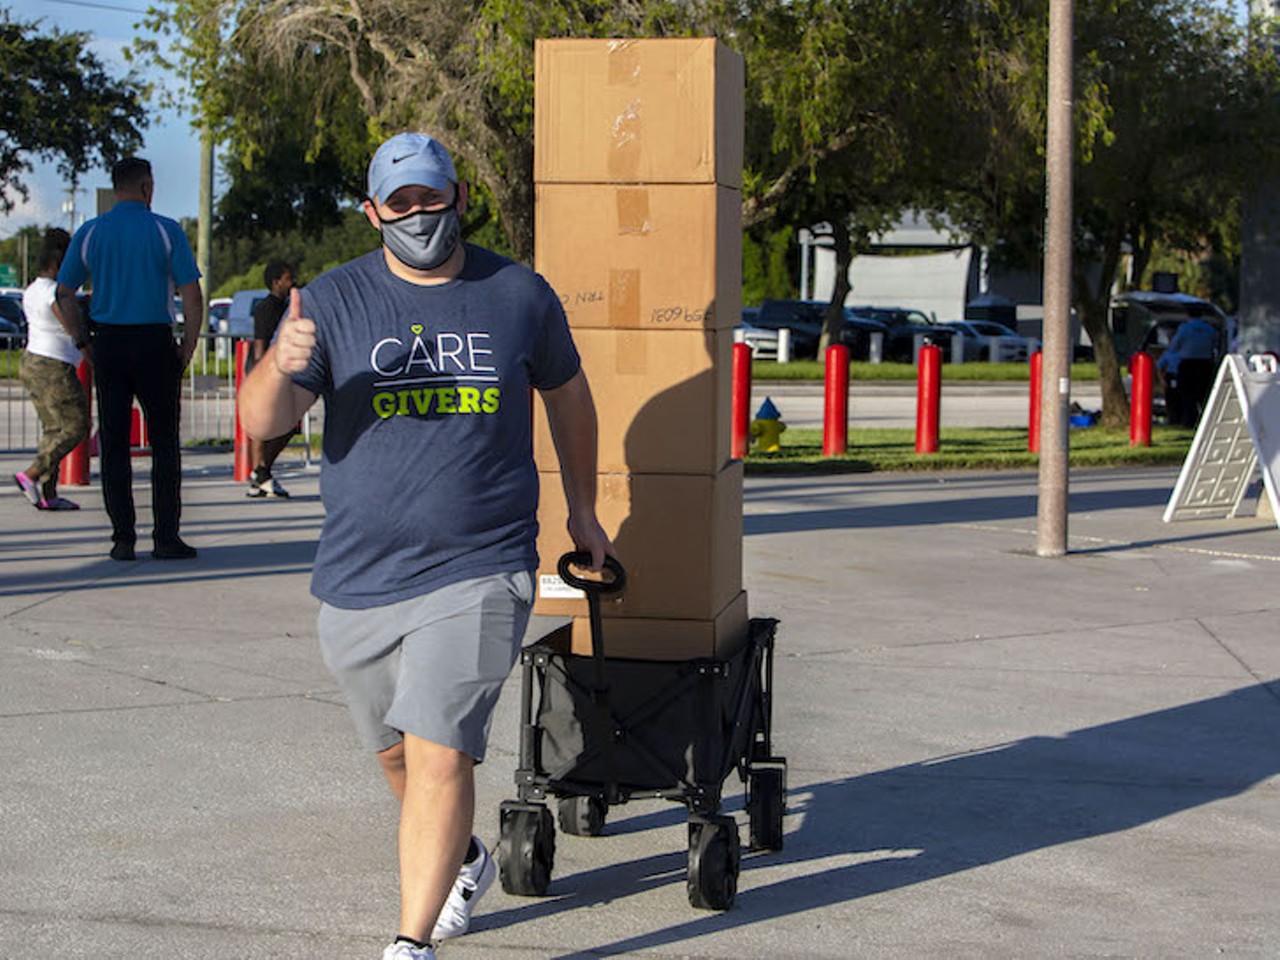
1164, 313, 1220, 427
55, 158, 204, 561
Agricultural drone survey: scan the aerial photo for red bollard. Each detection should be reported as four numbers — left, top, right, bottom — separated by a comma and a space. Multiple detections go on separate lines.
1028, 350, 1043, 453
58, 358, 94, 487
1130, 351, 1153, 447
234, 340, 253, 481
823, 343, 850, 456
915, 344, 942, 454
731, 341, 752, 460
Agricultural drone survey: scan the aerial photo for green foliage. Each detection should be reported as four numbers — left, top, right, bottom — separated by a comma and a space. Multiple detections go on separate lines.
0, 7, 147, 212
742, 225, 795, 305
140, 0, 732, 261
0, 224, 43, 285
201, 207, 380, 296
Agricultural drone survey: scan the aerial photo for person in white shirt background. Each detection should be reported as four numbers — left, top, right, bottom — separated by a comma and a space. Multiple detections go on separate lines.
14, 228, 90, 511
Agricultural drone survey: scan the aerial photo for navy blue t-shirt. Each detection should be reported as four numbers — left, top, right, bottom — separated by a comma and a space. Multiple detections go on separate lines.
293, 246, 580, 609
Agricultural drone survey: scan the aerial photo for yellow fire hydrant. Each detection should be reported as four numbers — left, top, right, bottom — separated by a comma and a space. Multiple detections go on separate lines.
749, 397, 786, 452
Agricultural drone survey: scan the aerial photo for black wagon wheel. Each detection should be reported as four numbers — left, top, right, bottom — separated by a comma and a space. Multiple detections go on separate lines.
499, 803, 556, 896
557, 795, 607, 837
747, 764, 787, 851
687, 816, 740, 911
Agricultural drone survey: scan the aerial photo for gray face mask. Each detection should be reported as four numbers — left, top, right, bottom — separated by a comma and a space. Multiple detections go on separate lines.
378, 201, 461, 271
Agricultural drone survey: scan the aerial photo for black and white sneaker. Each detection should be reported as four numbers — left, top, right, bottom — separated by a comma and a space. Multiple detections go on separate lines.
246, 468, 268, 498
260, 477, 290, 498
430, 836, 496, 941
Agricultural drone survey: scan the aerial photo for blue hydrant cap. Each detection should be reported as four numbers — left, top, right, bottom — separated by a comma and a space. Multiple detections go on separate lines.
755, 397, 781, 420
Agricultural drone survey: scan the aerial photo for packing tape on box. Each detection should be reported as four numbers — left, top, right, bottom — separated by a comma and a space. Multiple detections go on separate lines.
607, 40, 642, 84
608, 268, 641, 328
616, 189, 650, 235
607, 43, 644, 181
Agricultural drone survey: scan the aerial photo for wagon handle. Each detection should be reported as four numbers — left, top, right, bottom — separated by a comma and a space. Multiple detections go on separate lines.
557, 552, 626, 596
557, 550, 625, 806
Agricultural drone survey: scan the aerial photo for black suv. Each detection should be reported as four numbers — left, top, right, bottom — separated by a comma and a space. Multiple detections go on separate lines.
755, 299, 889, 361
846, 305, 957, 363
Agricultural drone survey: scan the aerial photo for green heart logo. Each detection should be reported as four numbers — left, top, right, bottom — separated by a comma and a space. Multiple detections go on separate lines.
411, 324, 423, 335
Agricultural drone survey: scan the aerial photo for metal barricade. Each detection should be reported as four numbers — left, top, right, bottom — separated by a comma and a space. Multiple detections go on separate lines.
1, 333, 316, 468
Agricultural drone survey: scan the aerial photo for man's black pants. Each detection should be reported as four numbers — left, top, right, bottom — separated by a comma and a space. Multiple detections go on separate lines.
92, 324, 183, 547
1176, 358, 1215, 427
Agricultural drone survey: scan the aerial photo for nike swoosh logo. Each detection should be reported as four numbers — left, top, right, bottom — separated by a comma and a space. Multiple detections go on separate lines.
391, 154, 414, 164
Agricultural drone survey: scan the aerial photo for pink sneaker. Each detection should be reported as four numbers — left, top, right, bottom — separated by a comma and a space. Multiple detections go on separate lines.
13, 472, 40, 507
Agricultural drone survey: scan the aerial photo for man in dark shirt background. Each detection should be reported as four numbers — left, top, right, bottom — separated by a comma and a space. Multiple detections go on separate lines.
247, 261, 296, 497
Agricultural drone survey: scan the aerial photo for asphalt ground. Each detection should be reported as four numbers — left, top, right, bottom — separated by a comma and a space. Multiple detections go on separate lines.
1, 452, 1277, 959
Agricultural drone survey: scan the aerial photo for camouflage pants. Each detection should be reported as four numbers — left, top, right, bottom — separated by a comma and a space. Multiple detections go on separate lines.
19, 352, 90, 494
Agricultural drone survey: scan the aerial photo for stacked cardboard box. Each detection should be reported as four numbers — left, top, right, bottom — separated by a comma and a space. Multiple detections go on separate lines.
532, 38, 747, 660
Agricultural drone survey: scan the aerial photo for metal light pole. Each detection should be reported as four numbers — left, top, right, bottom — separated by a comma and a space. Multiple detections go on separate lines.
1037, 0, 1074, 557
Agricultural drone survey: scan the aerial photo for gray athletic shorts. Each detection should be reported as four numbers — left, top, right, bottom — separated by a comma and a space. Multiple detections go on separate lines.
316, 570, 534, 760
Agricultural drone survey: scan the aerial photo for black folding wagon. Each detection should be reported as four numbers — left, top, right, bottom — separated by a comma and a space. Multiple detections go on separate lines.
497, 552, 787, 910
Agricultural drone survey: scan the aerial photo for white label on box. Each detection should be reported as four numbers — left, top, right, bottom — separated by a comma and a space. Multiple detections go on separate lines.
539, 574, 585, 600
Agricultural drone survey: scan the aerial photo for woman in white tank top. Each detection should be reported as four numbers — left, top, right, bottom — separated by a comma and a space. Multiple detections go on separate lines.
14, 228, 89, 510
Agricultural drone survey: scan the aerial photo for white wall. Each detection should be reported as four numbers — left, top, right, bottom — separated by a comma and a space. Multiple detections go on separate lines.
811, 247, 974, 321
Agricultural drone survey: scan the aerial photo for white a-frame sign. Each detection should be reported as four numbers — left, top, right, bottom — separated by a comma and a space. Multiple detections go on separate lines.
1164, 354, 1280, 526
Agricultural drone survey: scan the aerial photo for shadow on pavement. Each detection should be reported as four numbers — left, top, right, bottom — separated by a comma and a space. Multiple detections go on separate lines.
744, 485, 1174, 535
474, 682, 1280, 956
0, 539, 318, 597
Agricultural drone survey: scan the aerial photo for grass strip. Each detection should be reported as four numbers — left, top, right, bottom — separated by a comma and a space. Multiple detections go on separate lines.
744, 425, 1194, 474
752, 361, 1101, 382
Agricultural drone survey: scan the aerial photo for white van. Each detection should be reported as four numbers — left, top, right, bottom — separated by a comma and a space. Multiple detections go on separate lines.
211, 289, 268, 360
217, 289, 270, 339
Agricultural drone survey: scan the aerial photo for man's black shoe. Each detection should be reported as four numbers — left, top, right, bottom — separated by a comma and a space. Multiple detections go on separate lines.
152, 539, 197, 560
109, 542, 136, 562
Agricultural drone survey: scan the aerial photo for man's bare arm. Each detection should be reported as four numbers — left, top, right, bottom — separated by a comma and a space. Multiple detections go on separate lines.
540, 369, 615, 571
177, 280, 203, 369
54, 284, 92, 352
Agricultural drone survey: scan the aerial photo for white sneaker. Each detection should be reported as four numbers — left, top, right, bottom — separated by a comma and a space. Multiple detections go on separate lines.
261, 476, 290, 498
430, 836, 496, 941
381, 942, 435, 960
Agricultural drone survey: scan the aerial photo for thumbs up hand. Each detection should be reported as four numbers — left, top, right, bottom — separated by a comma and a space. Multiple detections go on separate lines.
272, 288, 317, 376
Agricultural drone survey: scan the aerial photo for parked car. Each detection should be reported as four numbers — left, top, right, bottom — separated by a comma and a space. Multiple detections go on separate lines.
943, 320, 1039, 362
1111, 290, 1227, 366
735, 320, 781, 360
752, 299, 891, 361
208, 297, 232, 332
846, 305, 957, 362
0, 294, 27, 347
218, 289, 270, 339
753, 300, 824, 358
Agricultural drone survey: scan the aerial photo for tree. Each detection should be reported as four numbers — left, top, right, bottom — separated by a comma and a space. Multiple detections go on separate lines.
939, 0, 1280, 427
142, 1, 732, 261
737, 0, 1005, 349
0, 7, 147, 214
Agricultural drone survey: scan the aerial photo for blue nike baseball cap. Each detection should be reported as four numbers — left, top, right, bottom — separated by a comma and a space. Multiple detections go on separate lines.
367, 132, 458, 202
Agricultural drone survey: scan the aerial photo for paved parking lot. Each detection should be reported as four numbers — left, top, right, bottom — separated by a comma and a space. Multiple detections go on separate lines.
1, 454, 1276, 958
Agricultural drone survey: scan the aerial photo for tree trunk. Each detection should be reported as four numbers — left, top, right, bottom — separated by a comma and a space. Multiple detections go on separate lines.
1078, 295, 1130, 429
1074, 229, 1130, 429
818, 221, 852, 354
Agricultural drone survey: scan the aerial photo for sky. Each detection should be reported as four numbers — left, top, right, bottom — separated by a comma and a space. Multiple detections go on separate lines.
0, 0, 202, 238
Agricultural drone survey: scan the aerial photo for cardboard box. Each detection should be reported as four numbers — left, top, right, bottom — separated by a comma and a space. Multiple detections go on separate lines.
535, 183, 741, 332
569, 591, 749, 660
535, 462, 743, 620
533, 327, 731, 475
534, 37, 744, 186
